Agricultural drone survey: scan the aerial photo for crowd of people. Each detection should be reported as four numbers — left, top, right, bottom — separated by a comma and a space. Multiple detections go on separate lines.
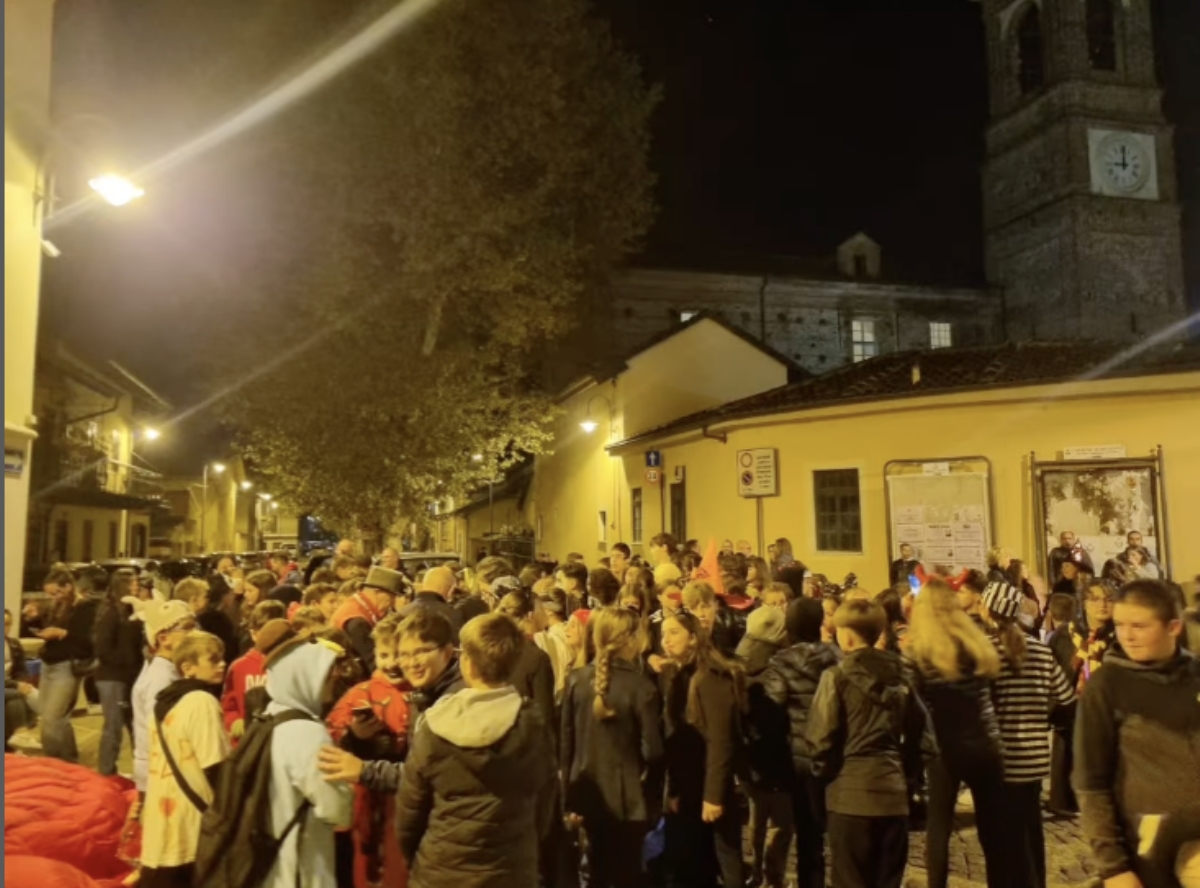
5, 531, 1199, 888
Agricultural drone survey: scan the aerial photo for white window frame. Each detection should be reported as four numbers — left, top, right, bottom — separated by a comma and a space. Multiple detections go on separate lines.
929, 321, 953, 349
851, 318, 878, 363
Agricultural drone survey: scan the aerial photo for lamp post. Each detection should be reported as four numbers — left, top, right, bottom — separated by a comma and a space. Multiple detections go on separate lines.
579, 394, 615, 435
200, 462, 226, 553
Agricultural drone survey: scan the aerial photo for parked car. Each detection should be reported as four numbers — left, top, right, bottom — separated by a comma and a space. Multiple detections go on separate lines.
159, 558, 207, 584
398, 552, 462, 576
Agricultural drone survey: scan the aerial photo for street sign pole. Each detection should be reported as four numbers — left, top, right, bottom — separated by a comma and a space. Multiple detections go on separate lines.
757, 497, 765, 562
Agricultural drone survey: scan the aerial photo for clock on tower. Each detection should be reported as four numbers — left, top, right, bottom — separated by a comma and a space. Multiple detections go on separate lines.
978, 0, 1186, 343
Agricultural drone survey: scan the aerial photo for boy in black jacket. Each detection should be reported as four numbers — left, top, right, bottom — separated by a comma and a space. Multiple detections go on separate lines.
1073, 579, 1200, 888
395, 613, 556, 888
807, 600, 937, 888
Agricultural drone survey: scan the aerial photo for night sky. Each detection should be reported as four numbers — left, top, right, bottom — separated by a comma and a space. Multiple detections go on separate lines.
41, 0, 1199, 472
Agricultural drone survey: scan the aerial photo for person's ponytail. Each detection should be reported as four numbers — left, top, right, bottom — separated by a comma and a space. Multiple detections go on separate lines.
593, 644, 616, 720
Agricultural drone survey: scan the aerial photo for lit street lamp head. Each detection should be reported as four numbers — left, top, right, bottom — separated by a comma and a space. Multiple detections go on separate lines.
142, 427, 161, 441
211, 462, 226, 474
88, 174, 145, 207
580, 419, 598, 434
240, 480, 253, 490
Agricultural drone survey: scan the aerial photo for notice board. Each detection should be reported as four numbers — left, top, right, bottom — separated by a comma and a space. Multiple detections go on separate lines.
884, 457, 994, 575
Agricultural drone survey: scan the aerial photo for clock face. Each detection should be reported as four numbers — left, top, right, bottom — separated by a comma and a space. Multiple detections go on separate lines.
1097, 134, 1150, 193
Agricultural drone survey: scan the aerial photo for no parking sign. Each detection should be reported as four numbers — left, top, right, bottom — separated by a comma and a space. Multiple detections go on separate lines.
737, 449, 778, 497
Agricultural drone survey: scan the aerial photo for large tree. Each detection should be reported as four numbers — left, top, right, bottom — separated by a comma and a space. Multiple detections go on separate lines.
215, 0, 659, 539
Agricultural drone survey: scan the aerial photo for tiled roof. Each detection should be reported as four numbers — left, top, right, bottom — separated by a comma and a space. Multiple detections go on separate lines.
612, 339, 1200, 448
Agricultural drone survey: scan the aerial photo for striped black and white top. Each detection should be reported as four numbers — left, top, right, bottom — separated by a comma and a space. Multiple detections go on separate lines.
990, 635, 1075, 783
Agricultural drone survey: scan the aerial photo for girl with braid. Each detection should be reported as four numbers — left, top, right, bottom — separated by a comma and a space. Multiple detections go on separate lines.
560, 608, 665, 888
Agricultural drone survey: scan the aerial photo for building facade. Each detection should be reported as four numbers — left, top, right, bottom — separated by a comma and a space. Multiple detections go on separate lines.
608, 234, 1003, 376
24, 341, 171, 578
979, 0, 1187, 341
5, 0, 57, 615
516, 339, 1200, 591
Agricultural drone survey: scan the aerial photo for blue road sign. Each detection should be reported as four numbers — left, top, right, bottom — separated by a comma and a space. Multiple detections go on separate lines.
646, 450, 662, 468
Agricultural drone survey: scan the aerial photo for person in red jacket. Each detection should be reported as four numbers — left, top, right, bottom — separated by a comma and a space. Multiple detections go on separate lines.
327, 613, 412, 888
220, 600, 286, 738
332, 568, 403, 674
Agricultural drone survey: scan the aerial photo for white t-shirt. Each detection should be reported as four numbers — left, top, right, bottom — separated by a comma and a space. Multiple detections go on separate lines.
141, 690, 230, 869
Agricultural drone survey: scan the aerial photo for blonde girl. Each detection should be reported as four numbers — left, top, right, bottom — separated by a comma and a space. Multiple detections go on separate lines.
907, 580, 1008, 888
560, 608, 663, 888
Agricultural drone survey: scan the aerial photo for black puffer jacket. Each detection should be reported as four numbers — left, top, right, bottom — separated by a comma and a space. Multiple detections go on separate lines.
396, 690, 556, 888
40, 597, 99, 665
758, 641, 842, 777
807, 646, 938, 817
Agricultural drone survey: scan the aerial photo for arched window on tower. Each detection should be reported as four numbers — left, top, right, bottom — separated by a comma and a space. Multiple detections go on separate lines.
1016, 4, 1045, 95
1086, 0, 1117, 71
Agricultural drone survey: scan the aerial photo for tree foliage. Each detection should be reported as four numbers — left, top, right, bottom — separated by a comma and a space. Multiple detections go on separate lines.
214, 0, 659, 537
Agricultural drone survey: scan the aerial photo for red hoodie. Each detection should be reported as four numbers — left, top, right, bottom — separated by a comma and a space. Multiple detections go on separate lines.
221, 648, 268, 733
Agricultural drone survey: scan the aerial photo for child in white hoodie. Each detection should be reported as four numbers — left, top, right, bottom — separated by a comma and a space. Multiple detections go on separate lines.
261, 632, 354, 888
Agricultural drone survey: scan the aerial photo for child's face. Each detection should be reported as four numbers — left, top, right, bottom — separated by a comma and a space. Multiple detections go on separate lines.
689, 600, 716, 631
396, 633, 452, 690
1114, 602, 1179, 663
184, 651, 226, 685
318, 593, 338, 620
375, 640, 405, 686
763, 590, 788, 611
661, 617, 696, 661
565, 617, 583, 649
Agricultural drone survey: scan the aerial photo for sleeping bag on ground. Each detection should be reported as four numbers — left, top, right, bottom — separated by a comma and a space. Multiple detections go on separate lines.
4, 755, 132, 880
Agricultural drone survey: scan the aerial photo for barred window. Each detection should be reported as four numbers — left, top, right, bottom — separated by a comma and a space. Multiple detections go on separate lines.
814, 469, 862, 552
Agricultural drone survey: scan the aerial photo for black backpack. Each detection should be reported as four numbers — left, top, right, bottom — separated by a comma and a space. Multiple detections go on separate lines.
191, 708, 317, 888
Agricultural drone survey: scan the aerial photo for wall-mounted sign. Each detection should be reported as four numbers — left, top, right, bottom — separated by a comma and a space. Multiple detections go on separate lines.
737, 448, 778, 498
4, 448, 25, 477
646, 450, 662, 468
1063, 445, 1127, 461
645, 468, 661, 485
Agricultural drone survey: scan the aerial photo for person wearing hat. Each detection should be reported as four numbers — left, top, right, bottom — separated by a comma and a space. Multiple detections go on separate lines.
127, 599, 197, 794
979, 581, 1075, 888
332, 567, 404, 674
758, 599, 842, 888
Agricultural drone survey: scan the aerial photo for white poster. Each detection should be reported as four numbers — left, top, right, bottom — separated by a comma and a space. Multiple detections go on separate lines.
895, 505, 925, 524
895, 524, 925, 544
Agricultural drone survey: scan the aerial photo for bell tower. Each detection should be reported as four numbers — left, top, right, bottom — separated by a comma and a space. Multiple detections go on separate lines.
979, 0, 1186, 342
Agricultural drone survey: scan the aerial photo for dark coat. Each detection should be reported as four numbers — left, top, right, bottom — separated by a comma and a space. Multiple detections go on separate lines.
907, 663, 1003, 774
399, 593, 463, 643
39, 597, 99, 665
508, 637, 556, 729
560, 659, 664, 823
758, 641, 842, 777
1073, 649, 1200, 884
396, 697, 556, 888
807, 646, 937, 817
451, 593, 490, 625
197, 608, 239, 670
661, 661, 741, 807
93, 601, 145, 686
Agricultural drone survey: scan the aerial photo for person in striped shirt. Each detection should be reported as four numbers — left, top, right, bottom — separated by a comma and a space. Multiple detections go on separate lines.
979, 581, 1076, 888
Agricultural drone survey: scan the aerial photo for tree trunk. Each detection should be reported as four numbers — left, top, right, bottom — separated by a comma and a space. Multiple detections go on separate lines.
421, 292, 447, 356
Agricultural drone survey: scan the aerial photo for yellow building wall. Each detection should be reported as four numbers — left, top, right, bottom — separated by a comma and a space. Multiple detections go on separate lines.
5, 0, 56, 616
40, 505, 151, 565
529, 319, 791, 562
606, 373, 1200, 590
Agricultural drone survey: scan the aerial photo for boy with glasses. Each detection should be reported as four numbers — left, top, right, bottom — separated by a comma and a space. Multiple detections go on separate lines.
318, 610, 462, 789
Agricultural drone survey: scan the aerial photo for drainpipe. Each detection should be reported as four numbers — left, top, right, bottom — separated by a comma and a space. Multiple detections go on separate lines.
759, 275, 769, 342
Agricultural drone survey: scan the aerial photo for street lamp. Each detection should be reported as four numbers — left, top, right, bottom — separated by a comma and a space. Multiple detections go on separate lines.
88, 174, 145, 207
579, 394, 614, 435
240, 480, 253, 491
141, 427, 161, 441
200, 462, 226, 553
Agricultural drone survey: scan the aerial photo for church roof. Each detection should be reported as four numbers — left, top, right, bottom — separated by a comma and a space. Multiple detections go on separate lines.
611, 339, 1200, 449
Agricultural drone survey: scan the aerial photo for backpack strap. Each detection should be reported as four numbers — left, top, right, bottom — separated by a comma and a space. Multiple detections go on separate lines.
155, 715, 210, 815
